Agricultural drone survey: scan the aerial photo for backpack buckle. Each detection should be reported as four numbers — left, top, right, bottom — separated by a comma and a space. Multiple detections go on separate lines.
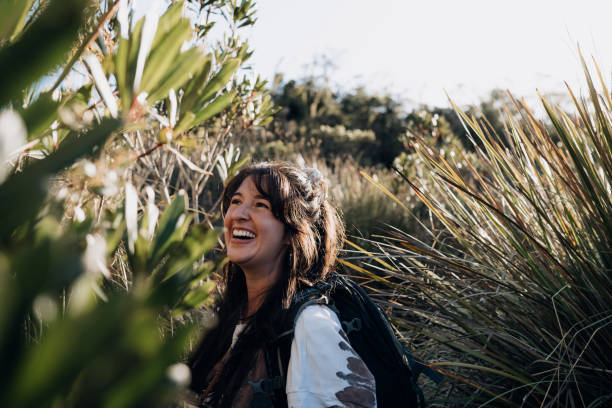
342, 317, 362, 334
248, 376, 283, 395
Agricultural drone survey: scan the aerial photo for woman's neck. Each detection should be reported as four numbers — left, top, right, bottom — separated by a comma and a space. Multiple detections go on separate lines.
241, 260, 284, 318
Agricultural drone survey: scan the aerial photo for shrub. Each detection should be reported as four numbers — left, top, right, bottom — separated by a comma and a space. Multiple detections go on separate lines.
0, 0, 271, 406
351, 57, 612, 406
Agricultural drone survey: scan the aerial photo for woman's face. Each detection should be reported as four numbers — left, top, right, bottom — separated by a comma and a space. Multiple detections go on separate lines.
223, 176, 288, 274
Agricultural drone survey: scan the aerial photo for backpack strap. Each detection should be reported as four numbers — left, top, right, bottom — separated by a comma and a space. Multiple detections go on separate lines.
403, 345, 444, 385
400, 346, 443, 408
275, 293, 331, 340
255, 286, 330, 408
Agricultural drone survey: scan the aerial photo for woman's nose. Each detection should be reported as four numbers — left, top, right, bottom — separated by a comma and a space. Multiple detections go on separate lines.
231, 202, 250, 220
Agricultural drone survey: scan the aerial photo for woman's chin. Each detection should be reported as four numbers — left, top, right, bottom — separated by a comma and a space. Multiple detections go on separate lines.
228, 254, 250, 267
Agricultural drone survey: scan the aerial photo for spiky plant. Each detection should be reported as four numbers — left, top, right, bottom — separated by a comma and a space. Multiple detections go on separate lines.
350, 56, 611, 407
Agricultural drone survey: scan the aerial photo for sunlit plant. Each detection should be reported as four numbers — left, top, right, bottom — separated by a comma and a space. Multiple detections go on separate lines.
350, 56, 611, 406
0, 0, 272, 406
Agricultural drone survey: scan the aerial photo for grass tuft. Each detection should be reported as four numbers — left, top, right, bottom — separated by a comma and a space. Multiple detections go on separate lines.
352, 56, 612, 406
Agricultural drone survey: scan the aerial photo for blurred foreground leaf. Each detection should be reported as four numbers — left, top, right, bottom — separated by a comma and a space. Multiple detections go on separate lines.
0, 118, 120, 244
0, 0, 87, 106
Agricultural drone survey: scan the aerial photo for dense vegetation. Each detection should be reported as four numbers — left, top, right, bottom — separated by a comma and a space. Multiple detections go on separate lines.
1, 0, 609, 407
238, 59, 611, 407
359, 71, 612, 406
0, 0, 271, 406
241, 70, 516, 242
265, 66, 611, 406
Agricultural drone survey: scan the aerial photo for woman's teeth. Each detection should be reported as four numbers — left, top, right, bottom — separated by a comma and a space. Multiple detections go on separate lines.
233, 229, 255, 239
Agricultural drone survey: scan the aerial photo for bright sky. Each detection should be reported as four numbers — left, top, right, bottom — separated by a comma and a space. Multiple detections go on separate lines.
245, 0, 612, 109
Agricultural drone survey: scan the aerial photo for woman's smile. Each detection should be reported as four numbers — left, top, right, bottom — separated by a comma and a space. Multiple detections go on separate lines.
223, 176, 287, 273
231, 228, 256, 239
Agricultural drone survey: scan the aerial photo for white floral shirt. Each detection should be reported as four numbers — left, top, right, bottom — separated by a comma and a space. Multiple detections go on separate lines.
286, 305, 377, 408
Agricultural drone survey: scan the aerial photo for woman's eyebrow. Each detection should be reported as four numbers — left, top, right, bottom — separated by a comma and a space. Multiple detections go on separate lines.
231, 192, 268, 200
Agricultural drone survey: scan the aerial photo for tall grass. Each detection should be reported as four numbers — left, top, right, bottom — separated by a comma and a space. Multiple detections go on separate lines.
351, 57, 611, 406
241, 125, 422, 242
317, 156, 421, 241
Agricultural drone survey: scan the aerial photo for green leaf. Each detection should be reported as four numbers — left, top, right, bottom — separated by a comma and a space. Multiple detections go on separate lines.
0, 219, 87, 394
0, 252, 15, 348
236, 41, 250, 62
146, 48, 207, 106
16, 218, 86, 297
105, 219, 126, 258
2, 297, 131, 408
125, 17, 145, 94
0, 118, 120, 244
129, 235, 152, 276
194, 58, 241, 108
172, 281, 215, 317
149, 0, 185, 53
181, 55, 212, 110
174, 90, 234, 135
146, 227, 219, 308
18, 92, 60, 141
227, 154, 250, 183
0, 0, 37, 43
74, 83, 93, 106
149, 192, 187, 265
160, 226, 219, 282
140, 20, 193, 94
100, 325, 193, 408
0, 0, 86, 106
173, 111, 195, 135
191, 90, 236, 127
115, 37, 131, 112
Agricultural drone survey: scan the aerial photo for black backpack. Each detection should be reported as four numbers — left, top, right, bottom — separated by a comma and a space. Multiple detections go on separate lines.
248, 273, 441, 408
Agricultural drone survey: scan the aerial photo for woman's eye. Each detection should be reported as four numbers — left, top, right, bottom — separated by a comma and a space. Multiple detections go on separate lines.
230, 198, 241, 205
255, 202, 270, 209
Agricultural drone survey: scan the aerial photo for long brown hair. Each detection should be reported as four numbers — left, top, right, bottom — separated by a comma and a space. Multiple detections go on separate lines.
189, 162, 345, 406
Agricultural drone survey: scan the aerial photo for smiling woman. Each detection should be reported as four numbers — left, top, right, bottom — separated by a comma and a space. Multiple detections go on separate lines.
223, 176, 288, 317
188, 162, 377, 407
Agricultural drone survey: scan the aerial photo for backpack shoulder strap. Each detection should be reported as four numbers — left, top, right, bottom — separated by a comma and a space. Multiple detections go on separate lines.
275, 290, 331, 340
258, 285, 330, 408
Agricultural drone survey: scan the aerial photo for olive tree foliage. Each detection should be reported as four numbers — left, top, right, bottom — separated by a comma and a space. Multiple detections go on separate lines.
0, 0, 273, 406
